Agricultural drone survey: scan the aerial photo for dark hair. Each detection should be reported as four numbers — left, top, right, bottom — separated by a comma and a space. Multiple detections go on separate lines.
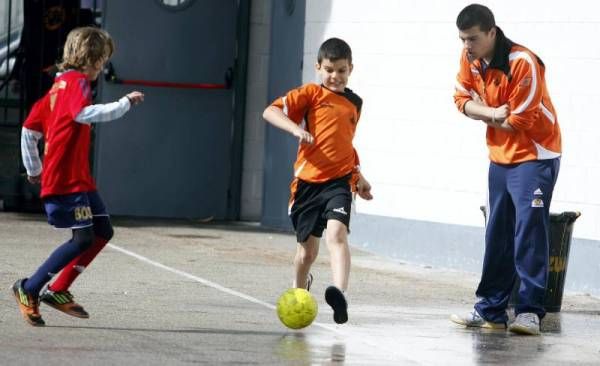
456, 4, 495, 32
317, 37, 352, 64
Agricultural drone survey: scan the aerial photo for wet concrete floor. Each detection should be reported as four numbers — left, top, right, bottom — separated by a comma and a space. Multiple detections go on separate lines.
1, 212, 599, 365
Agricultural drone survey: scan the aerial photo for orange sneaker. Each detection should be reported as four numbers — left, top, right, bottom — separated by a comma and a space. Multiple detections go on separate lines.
40, 287, 89, 319
11, 279, 45, 326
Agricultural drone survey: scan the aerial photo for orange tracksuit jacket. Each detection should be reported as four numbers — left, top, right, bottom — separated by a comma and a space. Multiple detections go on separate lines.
454, 27, 561, 164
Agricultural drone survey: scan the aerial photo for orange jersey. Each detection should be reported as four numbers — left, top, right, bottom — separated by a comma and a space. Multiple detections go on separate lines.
270, 83, 362, 199
454, 28, 561, 164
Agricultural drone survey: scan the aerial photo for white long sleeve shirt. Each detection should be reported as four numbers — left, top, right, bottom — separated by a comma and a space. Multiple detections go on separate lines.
21, 97, 131, 177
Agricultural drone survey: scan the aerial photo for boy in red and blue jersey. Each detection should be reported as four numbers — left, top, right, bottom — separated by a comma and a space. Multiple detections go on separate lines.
13, 27, 144, 326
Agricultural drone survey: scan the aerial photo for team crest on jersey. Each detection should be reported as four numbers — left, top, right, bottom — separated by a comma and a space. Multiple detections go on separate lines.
531, 198, 544, 208
519, 77, 532, 87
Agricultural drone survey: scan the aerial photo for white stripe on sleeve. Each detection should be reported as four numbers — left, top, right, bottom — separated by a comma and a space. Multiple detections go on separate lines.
282, 96, 288, 116
75, 96, 131, 124
454, 81, 470, 95
509, 51, 538, 115
540, 103, 556, 124
21, 127, 43, 177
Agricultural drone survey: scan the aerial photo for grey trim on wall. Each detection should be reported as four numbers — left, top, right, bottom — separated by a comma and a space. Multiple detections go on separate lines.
227, 0, 251, 220
260, 0, 305, 230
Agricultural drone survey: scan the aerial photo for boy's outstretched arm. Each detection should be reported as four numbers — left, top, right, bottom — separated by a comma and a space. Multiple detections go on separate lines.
263, 106, 313, 144
356, 172, 373, 200
75, 91, 144, 124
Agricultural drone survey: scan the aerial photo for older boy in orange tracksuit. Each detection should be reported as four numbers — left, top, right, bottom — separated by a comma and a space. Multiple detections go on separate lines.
450, 4, 561, 335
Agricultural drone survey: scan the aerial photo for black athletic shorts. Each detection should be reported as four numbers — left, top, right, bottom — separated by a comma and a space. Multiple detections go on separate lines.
289, 174, 353, 243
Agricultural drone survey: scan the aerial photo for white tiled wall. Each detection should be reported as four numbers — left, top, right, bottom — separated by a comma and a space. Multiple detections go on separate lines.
304, 0, 600, 240
240, 0, 272, 220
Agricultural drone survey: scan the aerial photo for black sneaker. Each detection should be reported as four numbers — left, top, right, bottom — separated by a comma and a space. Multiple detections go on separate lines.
325, 286, 348, 324
40, 287, 89, 319
11, 279, 45, 326
306, 273, 314, 292
293, 273, 314, 291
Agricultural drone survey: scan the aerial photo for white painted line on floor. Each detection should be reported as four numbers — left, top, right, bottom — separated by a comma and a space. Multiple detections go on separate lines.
108, 243, 276, 310
107, 243, 337, 332
107, 243, 411, 363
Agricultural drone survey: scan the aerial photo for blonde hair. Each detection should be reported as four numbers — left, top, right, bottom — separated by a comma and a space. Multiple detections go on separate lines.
59, 27, 114, 71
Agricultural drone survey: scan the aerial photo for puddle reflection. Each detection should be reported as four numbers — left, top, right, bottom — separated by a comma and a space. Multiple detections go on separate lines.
275, 333, 346, 365
541, 312, 562, 333
470, 326, 548, 364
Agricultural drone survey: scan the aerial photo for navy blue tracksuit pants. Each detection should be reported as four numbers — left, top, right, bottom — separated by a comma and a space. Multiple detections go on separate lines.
475, 158, 560, 323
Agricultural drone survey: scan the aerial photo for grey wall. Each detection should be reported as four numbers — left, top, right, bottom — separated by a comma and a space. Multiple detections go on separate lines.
260, 0, 305, 230
350, 213, 600, 297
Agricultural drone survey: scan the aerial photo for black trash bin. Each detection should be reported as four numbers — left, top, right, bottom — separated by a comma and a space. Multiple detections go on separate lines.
479, 207, 580, 312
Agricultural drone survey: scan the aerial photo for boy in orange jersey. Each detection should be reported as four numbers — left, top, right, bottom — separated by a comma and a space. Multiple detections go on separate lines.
449, 5, 561, 335
263, 38, 372, 324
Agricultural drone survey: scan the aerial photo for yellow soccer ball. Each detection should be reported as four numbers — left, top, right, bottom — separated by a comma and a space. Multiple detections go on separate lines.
276, 288, 318, 329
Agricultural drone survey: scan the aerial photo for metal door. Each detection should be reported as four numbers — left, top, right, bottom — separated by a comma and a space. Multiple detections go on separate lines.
95, 0, 246, 219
